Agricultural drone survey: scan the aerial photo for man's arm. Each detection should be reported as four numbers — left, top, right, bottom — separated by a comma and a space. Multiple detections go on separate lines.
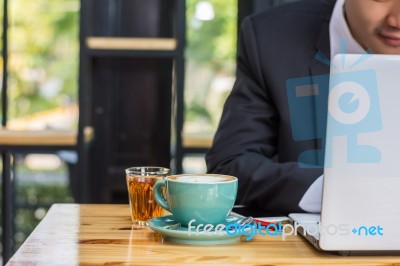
206, 17, 322, 214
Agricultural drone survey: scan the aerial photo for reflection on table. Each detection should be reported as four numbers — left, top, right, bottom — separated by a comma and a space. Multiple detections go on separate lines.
6, 204, 400, 265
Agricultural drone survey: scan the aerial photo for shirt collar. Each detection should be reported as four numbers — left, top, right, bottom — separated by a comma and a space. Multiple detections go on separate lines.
329, 0, 365, 59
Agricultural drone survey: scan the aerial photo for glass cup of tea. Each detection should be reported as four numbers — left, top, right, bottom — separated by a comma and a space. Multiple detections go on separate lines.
125, 166, 170, 226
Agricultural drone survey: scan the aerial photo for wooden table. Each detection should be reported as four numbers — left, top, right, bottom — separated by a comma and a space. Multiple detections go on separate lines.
6, 204, 400, 265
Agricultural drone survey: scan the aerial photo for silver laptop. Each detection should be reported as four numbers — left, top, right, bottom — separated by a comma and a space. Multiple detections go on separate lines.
290, 54, 400, 255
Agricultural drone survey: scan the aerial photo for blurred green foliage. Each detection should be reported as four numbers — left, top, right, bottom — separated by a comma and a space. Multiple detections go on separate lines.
8, 0, 79, 119
185, 0, 237, 129
186, 0, 237, 70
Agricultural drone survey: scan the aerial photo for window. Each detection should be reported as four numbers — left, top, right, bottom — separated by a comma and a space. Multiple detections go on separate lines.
1, 0, 79, 260
7, 0, 79, 130
183, 0, 237, 173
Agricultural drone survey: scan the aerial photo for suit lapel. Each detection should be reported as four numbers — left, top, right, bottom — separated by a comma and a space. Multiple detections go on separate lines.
308, 19, 331, 167
310, 19, 331, 76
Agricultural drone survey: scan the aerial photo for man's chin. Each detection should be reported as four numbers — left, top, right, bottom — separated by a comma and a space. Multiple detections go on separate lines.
369, 42, 400, 55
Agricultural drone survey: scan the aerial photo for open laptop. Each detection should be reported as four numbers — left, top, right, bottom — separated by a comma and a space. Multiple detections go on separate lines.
289, 54, 400, 255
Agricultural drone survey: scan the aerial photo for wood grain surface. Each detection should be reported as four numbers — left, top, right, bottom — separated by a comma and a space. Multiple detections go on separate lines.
7, 204, 400, 265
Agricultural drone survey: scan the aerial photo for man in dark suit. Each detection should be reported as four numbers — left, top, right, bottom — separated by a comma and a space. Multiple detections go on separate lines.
206, 0, 400, 214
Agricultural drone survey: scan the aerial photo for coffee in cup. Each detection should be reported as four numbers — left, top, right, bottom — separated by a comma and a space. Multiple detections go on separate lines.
153, 174, 237, 227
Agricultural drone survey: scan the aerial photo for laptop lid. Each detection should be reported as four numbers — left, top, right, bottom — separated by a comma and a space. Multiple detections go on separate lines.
319, 54, 400, 251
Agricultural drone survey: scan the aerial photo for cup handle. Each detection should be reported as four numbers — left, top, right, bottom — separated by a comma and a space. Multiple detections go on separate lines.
153, 180, 171, 212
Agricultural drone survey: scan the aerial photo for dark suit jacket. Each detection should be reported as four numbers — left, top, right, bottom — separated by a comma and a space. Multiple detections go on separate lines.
206, 0, 336, 214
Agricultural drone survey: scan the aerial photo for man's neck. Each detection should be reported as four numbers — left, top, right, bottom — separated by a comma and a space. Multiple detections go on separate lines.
329, 0, 366, 58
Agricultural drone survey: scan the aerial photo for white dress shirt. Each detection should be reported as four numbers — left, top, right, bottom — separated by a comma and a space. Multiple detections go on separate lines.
298, 0, 365, 213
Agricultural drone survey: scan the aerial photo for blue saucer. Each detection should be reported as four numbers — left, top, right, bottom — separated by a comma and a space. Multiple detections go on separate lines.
148, 215, 249, 245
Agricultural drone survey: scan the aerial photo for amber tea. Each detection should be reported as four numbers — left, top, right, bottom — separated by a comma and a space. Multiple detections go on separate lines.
127, 176, 164, 224
125, 167, 170, 225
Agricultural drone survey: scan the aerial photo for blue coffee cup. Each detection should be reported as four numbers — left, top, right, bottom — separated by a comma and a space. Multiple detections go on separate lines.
153, 174, 238, 227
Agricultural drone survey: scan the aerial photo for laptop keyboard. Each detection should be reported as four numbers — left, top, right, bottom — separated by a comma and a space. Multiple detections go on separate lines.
289, 213, 321, 223
289, 213, 321, 240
